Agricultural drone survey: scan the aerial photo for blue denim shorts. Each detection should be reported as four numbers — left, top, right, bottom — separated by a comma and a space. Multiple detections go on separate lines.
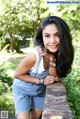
12, 70, 48, 115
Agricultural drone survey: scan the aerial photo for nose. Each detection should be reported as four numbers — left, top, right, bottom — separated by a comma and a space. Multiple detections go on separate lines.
50, 36, 56, 43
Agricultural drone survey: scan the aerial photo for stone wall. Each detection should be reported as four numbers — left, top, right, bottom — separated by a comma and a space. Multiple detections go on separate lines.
42, 80, 72, 119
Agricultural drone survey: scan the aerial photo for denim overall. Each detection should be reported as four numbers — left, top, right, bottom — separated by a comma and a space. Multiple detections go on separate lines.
12, 49, 49, 115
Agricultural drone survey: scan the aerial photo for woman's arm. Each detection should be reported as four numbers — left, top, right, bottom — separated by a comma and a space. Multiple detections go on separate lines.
48, 55, 57, 76
37, 47, 59, 82
48, 55, 59, 82
14, 52, 39, 84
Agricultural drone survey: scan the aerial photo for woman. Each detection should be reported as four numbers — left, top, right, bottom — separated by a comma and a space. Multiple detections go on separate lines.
12, 16, 74, 119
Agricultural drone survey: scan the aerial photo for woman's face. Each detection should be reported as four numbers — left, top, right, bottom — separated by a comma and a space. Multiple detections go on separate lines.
42, 23, 60, 53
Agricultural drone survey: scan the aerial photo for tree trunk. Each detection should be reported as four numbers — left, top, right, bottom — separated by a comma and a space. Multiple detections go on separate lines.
9, 33, 22, 53
9, 33, 15, 52
33, 21, 37, 36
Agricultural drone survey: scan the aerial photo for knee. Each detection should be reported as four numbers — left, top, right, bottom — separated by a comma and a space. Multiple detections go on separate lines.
32, 116, 39, 119
32, 117, 37, 119
32, 116, 41, 119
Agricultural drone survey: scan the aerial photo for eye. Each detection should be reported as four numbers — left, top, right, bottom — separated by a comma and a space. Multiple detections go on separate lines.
55, 33, 60, 37
45, 35, 50, 37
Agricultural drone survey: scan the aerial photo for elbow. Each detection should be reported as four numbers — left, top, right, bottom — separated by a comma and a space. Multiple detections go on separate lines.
14, 72, 20, 79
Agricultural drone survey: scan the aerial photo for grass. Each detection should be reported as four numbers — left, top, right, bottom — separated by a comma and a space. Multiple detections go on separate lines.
0, 47, 33, 71
3, 47, 31, 77
10, 59, 21, 70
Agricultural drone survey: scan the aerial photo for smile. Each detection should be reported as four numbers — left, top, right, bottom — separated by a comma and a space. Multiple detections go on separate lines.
49, 45, 58, 49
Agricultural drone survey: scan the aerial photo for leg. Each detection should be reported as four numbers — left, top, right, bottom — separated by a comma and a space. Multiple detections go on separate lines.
31, 96, 45, 119
32, 108, 42, 119
12, 85, 31, 119
17, 111, 30, 119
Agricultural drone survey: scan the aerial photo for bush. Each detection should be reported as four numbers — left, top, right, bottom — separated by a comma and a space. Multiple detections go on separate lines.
0, 59, 14, 117
64, 38, 80, 119
0, 91, 15, 118
0, 61, 13, 86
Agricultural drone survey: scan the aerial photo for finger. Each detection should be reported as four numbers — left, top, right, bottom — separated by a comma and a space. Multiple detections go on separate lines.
49, 80, 54, 84
36, 46, 41, 50
39, 52, 45, 56
36, 47, 43, 52
36, 48, 45, 56
49, 77, 55, 82
37, 48, 42, 52
55, 77, 59, 82
49, 76, 55, 79
49, 79, 54, 82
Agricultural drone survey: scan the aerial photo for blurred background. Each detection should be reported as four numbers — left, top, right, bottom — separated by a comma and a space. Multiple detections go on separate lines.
0, 0, 80, 118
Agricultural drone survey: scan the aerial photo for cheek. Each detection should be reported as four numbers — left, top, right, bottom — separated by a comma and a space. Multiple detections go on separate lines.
43, 40, 47, 47
43, 39, 49, 47
43, 37, 48, 44
57, 38, 60, 44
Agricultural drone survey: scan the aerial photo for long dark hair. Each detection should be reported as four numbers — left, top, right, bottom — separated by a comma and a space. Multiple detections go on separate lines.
35, 16, 74, 78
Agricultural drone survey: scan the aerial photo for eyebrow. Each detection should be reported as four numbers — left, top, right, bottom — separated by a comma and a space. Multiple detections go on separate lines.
44, 32, 59, 35
54, 32, 60, 35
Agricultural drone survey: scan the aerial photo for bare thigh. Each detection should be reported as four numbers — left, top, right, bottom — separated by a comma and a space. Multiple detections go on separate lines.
17, 111, 30, 119
31, 108, 42, 119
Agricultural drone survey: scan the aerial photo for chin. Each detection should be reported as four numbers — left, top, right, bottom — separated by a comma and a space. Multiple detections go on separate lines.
50, 50, 58, 54
46, 48, 58, 54
50, 48, 59, 53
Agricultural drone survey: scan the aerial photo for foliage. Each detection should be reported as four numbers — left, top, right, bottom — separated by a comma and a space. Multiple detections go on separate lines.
0, 50, 14, 117
0, 0, 49, 52
56, 4, 80, 36
0, 90, 15, 117
0, 60, 13, 88
64, 34, 80, 119
0, 62, 12, 92
0, 48, 26, 117
64, 68, 80, 119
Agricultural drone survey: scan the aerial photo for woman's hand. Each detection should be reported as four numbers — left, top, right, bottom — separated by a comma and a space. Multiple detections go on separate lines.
36, 46, 55, 62
36, 46, 46, 56
37, 46, 59, 82
43, 75, 59, 85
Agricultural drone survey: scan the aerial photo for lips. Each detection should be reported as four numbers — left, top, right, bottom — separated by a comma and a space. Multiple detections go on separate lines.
49, 45, 57, 49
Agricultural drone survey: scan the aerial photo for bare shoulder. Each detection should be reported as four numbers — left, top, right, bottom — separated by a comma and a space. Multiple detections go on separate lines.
14, 52, 36, 77
20, 52, 36, 68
